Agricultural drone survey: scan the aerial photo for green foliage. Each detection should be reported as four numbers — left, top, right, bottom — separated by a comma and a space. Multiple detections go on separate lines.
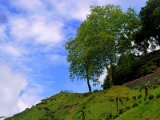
125, 97, 129, 102
132, 96, 136, 100
93, 90, 99, 92
156, 93, 160, 99
103, 49, 160, 89
109, 97, 114, 102
137, 94, 142, 99
132, 102, 138, 108
138, 100, 142, 104
66, 4, 140, 90
112, 53, 139, 84
119, 108, 124, 114
148, 94, 154, 100
135, 0, 160, 51
125, 106, 131, 111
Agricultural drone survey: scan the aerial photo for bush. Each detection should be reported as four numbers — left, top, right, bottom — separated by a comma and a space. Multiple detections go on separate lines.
119, 98, 123, 105
93, 90, 99, 92
83, 93, 90, 97
109, 98, 114, 102
102, 50, 160, 89
125, 106, 131, 111
125, 97, 129, 102
132, 96, 136, 100
137, 94, 142, 99
156, 93, 160, 99
138, 100, 142, 104
119, 109, 124, 114
113, 114, 119, 119
132, 103, 138, 108
148, 95, 154, 100
144, 100, 150, 105
138, 86, 143, 92
144, 97, 147, 101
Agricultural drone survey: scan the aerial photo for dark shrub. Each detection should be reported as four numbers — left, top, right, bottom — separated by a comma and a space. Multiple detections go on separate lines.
132, 103, 138, 108
148, 95, 154, 100
125, 106, 130, 111
119, 98, 123, 105
119, 109, 124, 114
138, 100, 142, 104
144, 100, 150, 104
156, 93, 160, 99
137, 94, 142, 99
109, 98, 114, 102
83, 93, 90, 97
102, 50, 160, 89
132, 96, 136, 100
93, 90, 99, 92
113, 114, 119, 119
138, 86, 143, 92
125, 97, 129, 102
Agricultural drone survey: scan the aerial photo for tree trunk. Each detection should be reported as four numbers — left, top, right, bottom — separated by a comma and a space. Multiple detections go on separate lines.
106, 64, 113, 88
86, 76, 92, 92
85, 67, 92, 92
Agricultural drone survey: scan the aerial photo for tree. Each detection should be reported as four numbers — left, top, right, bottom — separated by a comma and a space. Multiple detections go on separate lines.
135, 0, 160, 54
81, 5, 139, 87
66, 5, 139, 91
65, 23, 103, 92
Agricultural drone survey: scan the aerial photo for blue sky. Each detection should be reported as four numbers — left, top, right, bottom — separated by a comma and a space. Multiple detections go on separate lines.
0, 0, 147, 117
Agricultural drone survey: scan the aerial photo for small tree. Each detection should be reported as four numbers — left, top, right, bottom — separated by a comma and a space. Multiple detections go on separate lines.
65, 36, 102, 92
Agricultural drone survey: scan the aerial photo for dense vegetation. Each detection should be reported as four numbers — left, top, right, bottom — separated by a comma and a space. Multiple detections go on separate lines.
65, 0, 160, 92
103, 49, 160, 89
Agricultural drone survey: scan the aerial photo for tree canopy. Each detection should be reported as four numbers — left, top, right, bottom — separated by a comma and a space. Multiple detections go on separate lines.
134, 0, 160, 54
65, 5, 139, 92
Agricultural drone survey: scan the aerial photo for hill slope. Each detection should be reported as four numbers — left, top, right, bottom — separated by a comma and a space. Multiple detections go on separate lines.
6, 83, 160, 120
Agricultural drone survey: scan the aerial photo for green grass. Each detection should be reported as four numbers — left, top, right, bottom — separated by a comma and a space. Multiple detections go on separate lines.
6, 85, 160, 120
116, 85, 160, 120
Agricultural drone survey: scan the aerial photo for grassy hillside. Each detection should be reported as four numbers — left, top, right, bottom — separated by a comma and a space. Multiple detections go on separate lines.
6, 83, 160, 120
116, 86, 160, 120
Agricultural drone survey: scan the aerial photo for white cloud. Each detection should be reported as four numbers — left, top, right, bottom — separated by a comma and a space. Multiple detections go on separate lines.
0, 63, 27, 116
50, 54, 67, 65
17, 83, 43, 112
9, 15, 64, 45
0, 63, 43, 117
8, 0, 64, 45
50, 0, 95, 21
0, 25, 8, 41
51, 0, 147, 21
0, 44, 25, 57
30, 16, 63, 44
8, 0, 147, 47
11, 0, 45, 13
